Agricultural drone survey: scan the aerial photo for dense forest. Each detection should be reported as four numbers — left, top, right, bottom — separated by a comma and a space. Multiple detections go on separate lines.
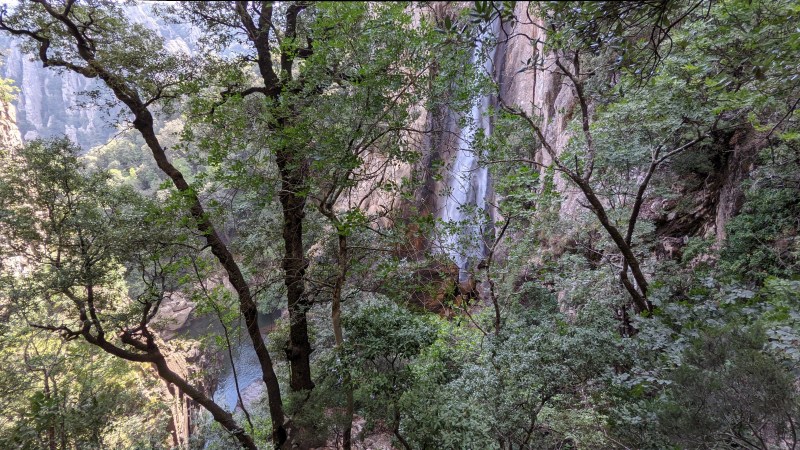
0, 1, 798, 449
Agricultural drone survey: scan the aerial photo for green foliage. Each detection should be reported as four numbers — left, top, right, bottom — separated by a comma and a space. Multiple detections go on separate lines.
721, 151, 800, 282
602, 274, 800, 448
658, 326, 798, 448
343, 299, 437, 410
0, 139, 185, 448
0, 72, 17, 103
82, 120, 190, 196
1, 1, 799, 448
0, 321, 170, 449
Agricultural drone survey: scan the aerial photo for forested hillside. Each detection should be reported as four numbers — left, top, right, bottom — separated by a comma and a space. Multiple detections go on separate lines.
0, 1, 798, 449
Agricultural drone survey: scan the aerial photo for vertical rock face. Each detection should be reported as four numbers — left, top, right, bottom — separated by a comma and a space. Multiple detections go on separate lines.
0, 3, 194, 150
490, 2, 756, 253
0, 42, 111, 149
496, 3, 580, 215
713, 127, 765, 245
0, 98, 22, 150
410, 2, 579, 266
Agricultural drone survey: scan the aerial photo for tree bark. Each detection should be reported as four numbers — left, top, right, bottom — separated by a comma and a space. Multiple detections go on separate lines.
574, 177, 652, 313
331, 230, 353, 449
237, 0, 316, 393
42, 371, 56, 450
277, 152, 315, 391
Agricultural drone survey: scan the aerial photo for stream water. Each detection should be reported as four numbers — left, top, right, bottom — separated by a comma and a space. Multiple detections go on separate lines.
211, 310, 281, 413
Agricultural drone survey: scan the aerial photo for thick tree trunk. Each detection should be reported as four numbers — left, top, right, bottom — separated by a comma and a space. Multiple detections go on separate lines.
237, 0, 316, 394
277, 153, 315, 392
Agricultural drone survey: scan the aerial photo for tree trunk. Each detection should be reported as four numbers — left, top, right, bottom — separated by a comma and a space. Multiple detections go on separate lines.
136, 116, 290, 446
43, 371, 56, 450
0, 2, 292, 446
575, 178, 652, 312
236, 0, 316, 394
277, 152, 315, 392
331, 231, 353, 449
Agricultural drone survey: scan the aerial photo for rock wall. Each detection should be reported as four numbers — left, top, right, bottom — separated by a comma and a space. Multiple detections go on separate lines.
0, 3, 194, 151
713, 127, 765, 245
404, 1, 752, 268
400, 2, 580, 259
497, 2, 578, 213
0, 98, 21, 150
0, 41, 113, 149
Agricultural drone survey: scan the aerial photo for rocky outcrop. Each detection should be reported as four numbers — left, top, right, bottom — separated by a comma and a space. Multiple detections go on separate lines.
497, 3, 577, 190
494, 3, 758, 260
0, 98, 21, 150
0, 41, 112, 149
713, 126, 765, 245
649, 125, 767, 253
0, 3, 193, 150
152, 294, 196, 340
153, 339, 208, 449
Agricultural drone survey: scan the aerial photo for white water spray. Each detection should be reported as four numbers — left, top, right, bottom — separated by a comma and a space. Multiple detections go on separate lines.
440, 20, 500, 282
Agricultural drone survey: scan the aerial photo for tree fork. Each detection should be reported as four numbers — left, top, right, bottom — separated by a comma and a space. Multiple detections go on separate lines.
238, 0, 316, 393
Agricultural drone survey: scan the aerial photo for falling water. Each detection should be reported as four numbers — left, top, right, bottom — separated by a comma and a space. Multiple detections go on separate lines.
440, 19, 500, 282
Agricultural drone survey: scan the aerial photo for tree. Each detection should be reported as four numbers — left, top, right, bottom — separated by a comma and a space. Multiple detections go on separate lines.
0, 139, 260, 447
342, 300, 437, 450
0, 325, 171, 450
483, 0, 800, 321
0, 1, 443, 447
170, 0, 321, 396
0, 1, 294, 445
177, 2, 446, 445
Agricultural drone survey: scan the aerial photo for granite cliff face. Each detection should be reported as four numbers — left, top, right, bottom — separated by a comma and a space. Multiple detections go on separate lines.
0, 44, 110, 149
0, 98, 22, 151
402, 2, 579, 261
400, 0, 754, 272
0, 3, 194, 150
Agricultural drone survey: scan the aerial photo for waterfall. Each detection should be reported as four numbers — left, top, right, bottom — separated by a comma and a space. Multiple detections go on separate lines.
440, 19, 500, 282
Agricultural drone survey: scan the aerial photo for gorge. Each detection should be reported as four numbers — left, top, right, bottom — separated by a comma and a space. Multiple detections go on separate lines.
0, 1, 798, 449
